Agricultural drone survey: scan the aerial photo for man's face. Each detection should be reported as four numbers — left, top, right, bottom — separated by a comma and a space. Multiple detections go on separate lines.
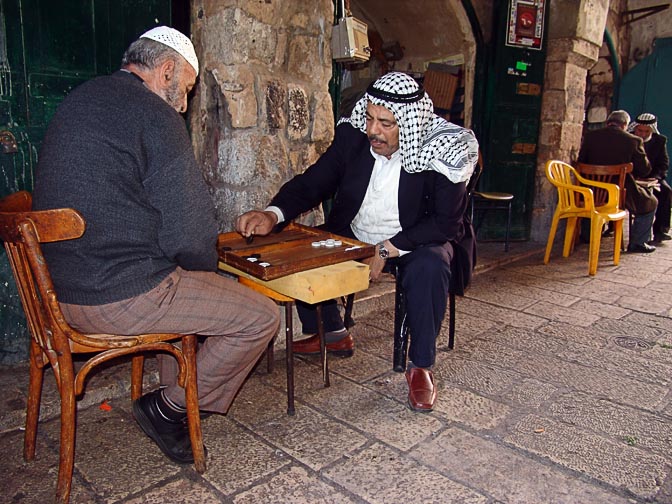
633, 124, 653, 142
160, 59, 196, 114
366, 102, 400, 158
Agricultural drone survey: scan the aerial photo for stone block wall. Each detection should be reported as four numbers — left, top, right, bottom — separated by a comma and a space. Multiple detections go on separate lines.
189, 0, 335, 232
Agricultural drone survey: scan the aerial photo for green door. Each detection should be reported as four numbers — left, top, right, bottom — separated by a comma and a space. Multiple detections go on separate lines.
479, 0, 549, 241
0, 0, 175, 363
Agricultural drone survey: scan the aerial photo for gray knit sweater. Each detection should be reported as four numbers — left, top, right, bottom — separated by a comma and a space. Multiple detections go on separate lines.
33, 70, 218, 305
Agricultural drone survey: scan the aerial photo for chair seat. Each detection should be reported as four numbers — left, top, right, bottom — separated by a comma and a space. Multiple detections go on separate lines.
474, 191, 514, 201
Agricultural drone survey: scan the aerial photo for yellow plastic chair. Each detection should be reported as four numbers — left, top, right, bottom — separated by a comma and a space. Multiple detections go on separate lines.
544, 160, 628, 276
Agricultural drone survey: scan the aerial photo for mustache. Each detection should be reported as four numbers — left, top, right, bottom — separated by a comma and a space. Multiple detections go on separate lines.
368, 135, 386, 143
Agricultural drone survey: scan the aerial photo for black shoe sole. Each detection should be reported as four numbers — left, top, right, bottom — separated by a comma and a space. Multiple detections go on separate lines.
132, 400, 195, 464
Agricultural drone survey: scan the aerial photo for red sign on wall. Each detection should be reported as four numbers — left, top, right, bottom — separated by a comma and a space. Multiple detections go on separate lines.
506, 0, 546, 50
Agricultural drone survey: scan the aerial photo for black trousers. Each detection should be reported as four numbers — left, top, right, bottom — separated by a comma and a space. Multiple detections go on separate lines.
653, 180, 671, 235
296, 242, 453, 368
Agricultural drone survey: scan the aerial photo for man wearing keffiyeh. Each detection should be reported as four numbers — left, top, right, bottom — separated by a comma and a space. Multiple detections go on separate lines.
629, 113, 671, 242
237, 72, 479, 411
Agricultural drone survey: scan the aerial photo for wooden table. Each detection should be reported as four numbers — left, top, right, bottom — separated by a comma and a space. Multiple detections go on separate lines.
217, 223, 375, 414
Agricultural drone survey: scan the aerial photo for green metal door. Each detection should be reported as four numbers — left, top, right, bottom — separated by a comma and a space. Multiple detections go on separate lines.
619, 37, 672, 186
479, 0, 549, 241
0, 0, 175, 363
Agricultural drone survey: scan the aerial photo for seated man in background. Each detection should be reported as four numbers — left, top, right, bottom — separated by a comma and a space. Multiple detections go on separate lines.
578, 110, 658, 253
33, 27, 279, 464
629, 113, 671, 243
236, 72, 479, 412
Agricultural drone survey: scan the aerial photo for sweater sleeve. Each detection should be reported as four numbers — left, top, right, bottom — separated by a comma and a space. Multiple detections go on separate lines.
143, 115, 218, 271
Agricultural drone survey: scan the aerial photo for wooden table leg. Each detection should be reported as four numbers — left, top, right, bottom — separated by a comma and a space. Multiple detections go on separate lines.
284, 302, 295, 415
316, 304, 329, 387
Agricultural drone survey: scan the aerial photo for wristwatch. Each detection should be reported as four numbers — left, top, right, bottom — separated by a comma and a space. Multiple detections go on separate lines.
378, 243, 390, 259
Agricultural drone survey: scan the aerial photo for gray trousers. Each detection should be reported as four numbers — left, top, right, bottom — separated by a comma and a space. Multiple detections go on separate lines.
60, 267, 279, 414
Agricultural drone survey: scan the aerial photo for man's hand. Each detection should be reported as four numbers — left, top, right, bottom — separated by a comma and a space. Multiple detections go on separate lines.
363, 239, 399, 282
235, 210, 278, 239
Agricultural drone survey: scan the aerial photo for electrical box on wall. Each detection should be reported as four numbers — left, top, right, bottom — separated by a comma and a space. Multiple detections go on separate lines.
331, 16, 370, 63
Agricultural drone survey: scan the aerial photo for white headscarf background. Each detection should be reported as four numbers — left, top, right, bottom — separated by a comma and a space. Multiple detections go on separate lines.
628, 112, 660, 137
339, 72, 479, 183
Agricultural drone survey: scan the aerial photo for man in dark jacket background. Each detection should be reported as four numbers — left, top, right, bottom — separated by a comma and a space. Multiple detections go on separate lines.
578, 110, 658, 253
629, 113, 671, 243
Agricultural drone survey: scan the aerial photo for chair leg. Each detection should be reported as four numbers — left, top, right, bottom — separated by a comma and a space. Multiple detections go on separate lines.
613, 219, 624, 265
131, 355, 144, 401
56, 361, 77, 504
563, 217, 578, 257
266, 336, 275, 374
182, 334, 206, 474
24, 340, 44, 462
504, 200, 512, 252
448, 292, 456, 350
392, 270, 408, 372
588, 217, 604, 276
544, 214, 561, 264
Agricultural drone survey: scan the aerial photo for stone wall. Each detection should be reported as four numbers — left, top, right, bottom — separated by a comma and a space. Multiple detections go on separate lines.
189, 0, 335, 232
530, 0, 608, 241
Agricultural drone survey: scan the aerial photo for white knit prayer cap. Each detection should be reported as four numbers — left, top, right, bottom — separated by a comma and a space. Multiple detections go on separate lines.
140, 26, 199, 75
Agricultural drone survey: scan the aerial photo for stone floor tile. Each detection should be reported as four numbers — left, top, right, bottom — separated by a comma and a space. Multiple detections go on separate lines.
233, 466, 361, 504
68, 400, 182, 502
593, 317, 667, 342
557, 342, 672, 386
431, 384, 510, 430
308, 379, 444, 451
323, 442, 487, 504
124, 477, 226, 503
616, 295, 671, 315
549, 392, 672, 458
0, 429, 98, 503
522, 300, 601, 326
246, 405, 368, 471
622, 312, 672, 333
507, 378, 557, 408
459, 298, 548, 329
200, 417, 290, 495
505, 413, 669, 500
479, 273, 582, 307
411, 427, 632, 504
537, 321, 612, 348
434, 356, 521, 396
570, 298, 632, 319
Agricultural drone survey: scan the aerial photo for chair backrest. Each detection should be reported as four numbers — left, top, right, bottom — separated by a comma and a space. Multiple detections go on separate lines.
546, 160, 584, 210
575, 162, 632, 209
0, 191, 87, 369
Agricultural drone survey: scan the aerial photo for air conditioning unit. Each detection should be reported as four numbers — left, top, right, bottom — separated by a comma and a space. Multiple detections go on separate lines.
331, 16, 371, 63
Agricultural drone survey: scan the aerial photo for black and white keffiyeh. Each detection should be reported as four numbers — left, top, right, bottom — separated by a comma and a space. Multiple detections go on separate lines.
339, 72, 479, 183
628, 112, 660, 136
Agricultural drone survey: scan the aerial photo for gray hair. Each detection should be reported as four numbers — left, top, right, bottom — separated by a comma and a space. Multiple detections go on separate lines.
121, 38, 182, 71
606, 110, 630, 127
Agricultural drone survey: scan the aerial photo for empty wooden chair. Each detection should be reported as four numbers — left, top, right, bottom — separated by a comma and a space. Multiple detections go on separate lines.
0, 191, 205, 504
575, 162, 633, 251
544, 161, 627, 275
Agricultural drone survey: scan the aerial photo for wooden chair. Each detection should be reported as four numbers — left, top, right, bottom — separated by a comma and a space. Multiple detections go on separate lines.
543, 160, 627, 276
391, 154, 481, 371
0, 191, 206, 504
575, 162, 633, 251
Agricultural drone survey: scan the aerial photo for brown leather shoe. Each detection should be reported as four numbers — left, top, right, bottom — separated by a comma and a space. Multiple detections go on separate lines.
405, 367, 437, 412
292, 333, 354, 357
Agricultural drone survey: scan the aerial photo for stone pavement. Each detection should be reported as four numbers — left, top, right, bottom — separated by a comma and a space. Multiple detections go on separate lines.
1, 237, 671, 503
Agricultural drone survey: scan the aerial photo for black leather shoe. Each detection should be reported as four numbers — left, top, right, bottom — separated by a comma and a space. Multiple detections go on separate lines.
653, 232, 672, 243
132, 390, 196, 464
627, 243, 656, 253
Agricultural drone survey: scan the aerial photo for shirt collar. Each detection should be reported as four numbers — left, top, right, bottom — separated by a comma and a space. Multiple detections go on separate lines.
369, 147, 402, 163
